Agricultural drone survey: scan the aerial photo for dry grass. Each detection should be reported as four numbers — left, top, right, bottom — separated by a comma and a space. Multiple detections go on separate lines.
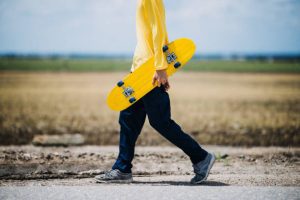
0, 71, 299, 146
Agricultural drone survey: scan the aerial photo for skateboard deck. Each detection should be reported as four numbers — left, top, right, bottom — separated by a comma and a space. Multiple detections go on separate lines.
107, 38, 196, 111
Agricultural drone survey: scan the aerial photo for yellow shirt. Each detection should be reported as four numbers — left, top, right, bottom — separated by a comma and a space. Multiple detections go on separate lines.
131, 0, 169, 72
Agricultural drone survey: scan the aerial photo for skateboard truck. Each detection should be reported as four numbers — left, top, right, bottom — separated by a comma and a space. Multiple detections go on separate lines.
163, 45, 182, 68
117, 81, 136, 104
123, 87, 134, 97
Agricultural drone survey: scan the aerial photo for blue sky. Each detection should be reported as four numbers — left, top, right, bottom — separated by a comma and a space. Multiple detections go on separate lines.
0, 0, 299, 55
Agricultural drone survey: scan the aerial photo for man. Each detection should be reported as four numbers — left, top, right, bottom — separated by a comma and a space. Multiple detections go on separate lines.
95, 0, 215, 184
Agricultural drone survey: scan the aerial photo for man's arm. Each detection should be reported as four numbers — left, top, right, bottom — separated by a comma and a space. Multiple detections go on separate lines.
145, 0, 168, 71
146, 0, 170, 90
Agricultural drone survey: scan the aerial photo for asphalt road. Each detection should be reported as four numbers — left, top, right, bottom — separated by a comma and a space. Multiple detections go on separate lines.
0, 186, 299, 200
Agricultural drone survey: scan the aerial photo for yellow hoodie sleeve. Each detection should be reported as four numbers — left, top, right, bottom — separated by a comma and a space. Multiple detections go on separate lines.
145, 0, 169, 71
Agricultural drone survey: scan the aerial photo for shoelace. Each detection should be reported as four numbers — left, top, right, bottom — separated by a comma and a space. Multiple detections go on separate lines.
104, 169, 118, 179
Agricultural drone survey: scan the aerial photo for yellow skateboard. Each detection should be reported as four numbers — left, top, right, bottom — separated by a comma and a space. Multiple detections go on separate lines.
107, 38, 196, 111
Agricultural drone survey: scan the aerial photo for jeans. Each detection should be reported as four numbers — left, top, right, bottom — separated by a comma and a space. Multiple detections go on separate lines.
112, 86, 208, 173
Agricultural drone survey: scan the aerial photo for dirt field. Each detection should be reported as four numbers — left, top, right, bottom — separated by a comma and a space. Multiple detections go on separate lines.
0, 72, 299, 146
0, 145, 299, 186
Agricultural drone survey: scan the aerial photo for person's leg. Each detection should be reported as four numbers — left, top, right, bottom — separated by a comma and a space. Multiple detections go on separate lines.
143, 87, 208, 164
112, 99, 146, 173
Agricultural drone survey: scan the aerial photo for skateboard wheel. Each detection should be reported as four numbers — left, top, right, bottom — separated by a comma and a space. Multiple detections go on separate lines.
129, 97, 136, 104
174, 62, 181, 68
117, 81, 124, 87
162, 45, 169, 52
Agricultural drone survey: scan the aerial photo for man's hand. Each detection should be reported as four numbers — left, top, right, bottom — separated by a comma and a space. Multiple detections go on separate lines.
152, 69, 170, 91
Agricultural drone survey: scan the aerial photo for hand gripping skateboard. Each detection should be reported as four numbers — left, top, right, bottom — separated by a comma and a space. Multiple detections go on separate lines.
106, 38, 196, 111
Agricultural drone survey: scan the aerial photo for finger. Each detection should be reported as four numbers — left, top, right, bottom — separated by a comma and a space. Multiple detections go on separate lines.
165, 82, 170, 91
152, 76, 157, 86
157, 79, 161, 87
165, 77, 169, 84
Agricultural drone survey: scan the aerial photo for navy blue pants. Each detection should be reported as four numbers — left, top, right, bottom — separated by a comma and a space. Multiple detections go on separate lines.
112, 86, 208, 173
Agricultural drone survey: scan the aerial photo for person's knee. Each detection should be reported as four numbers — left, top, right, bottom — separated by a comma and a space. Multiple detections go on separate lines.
118, 114, 127, 126
118, 110, 132, 124
149, 118, 171, 132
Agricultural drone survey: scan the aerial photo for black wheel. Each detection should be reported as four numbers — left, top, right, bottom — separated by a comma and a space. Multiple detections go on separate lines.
129, 97, 136, 104
174, 62, 181, 68
162, 45, 169, 52
117, 81, 124, 87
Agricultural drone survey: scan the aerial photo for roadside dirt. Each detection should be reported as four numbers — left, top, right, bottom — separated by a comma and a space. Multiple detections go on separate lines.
0, 145, 299, 186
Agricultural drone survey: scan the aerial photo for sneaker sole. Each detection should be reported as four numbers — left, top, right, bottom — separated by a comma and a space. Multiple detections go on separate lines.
194, 153, 216, 184
94, 177, 133, 184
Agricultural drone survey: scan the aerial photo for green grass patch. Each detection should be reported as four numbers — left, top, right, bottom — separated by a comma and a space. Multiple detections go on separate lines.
184, 60, 300, 73
0, 58, 132, 72
0, 58, 300, 73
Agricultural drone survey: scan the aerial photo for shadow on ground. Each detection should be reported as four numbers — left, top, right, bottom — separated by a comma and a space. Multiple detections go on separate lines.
118, 180, 229, 186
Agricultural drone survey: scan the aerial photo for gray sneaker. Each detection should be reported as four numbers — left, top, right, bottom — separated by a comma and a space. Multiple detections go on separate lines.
94, 169, 133, 183
190, 152, 216, 184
